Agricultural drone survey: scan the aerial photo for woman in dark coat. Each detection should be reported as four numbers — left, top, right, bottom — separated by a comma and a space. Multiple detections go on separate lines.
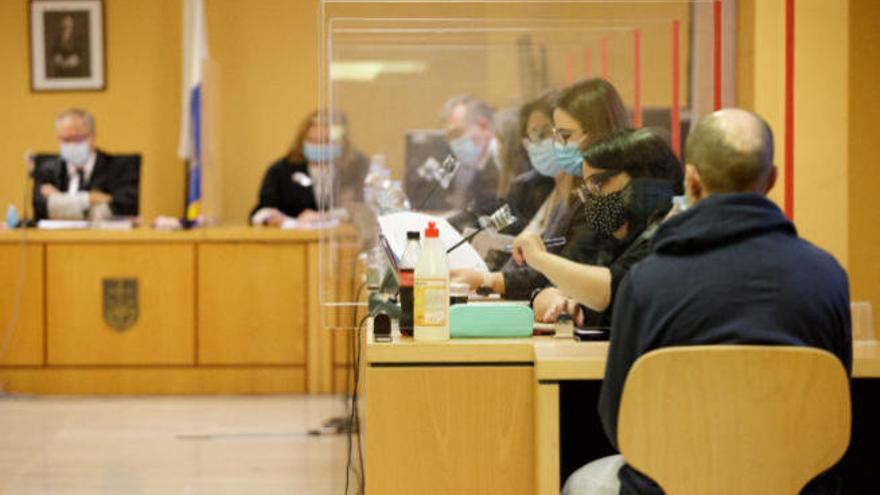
250, 109, 368, 226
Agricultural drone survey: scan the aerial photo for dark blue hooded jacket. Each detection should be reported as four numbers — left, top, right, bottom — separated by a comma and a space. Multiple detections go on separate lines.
598, 193, 852, 495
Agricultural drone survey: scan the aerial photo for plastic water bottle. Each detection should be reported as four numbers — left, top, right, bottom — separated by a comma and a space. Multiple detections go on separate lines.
6, 204, 19, 229
414, 221, 449, 341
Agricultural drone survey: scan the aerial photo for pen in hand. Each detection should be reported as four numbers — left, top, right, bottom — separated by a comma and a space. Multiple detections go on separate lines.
502, 236, 566, 253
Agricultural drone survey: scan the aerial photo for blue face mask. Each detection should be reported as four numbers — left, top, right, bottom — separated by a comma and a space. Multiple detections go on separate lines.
526, 139, 561, 178
303, 142, 343, 163
60, 141, 91, 166
449, 134, 485, 168
553, 141, 584, 176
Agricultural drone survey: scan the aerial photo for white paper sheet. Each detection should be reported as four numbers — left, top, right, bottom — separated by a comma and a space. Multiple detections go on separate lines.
36, 220, 91, 230
377, 211, 488, 272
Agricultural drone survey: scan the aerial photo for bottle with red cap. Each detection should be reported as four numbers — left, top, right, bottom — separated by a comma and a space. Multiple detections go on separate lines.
413, 220, 449, 341
398, 230, 421, 337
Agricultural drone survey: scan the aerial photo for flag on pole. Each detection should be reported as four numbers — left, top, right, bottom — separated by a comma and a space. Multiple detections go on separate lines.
178, 0, 208, 223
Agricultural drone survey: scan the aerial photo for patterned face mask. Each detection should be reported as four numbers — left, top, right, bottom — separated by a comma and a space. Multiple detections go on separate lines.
583, 187, 629, 237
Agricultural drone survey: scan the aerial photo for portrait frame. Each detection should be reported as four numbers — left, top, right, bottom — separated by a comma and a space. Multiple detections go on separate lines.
29, 0, 106, 92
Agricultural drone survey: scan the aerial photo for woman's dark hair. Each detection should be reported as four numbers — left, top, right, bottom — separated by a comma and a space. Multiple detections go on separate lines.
555, 78, 629, 145
582, 128, 684, 194
518, 88, 560, 139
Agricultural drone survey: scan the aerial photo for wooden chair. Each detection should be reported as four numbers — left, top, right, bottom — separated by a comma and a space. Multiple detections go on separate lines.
617, 346, 851, 495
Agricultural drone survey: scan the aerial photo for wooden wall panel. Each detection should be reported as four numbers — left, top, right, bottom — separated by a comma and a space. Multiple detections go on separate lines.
0, 244, 44, 366
46, 244, 195, 365
366, 366, 535, 494
199, 243, 307, 365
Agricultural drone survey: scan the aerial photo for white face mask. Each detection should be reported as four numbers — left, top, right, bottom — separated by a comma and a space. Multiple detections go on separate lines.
60, 141, 90, 166
449, 131, 485, 168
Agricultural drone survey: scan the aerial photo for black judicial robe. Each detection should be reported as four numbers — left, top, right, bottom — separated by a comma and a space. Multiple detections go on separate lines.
32, 150, 141, 221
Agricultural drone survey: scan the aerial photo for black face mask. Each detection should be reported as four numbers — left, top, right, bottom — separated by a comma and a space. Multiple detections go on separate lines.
583, 187, 629, 237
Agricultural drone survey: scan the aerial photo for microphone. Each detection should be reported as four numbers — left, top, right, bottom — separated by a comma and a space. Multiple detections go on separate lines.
19, 150, 36, 227
446, 204, 517, 254
478, 204, 517, 232
416, 155, 460, 210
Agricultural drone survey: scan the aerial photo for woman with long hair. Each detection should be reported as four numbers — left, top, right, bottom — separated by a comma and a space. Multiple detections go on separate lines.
250, 109, 368, 226
514, 127, 684, 326
454, 78, 630, 299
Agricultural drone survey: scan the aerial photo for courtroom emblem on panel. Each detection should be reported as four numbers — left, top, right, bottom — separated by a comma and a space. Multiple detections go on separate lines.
102, 278, 139, 331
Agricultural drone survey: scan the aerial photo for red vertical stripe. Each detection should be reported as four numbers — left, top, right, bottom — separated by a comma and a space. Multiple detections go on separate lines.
583, 47, 592, 79
633, 29, 642, 128
713, 0, 723, 110
600, 37, 609, 80
565, 53, 575, 85
785, 0, 795, 219
671, 20, 681, 159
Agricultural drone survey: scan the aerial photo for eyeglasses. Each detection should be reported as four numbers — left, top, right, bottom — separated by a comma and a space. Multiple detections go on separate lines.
524, 125, 553, 144
579, 170, 624, 198
552, 128, 584, 147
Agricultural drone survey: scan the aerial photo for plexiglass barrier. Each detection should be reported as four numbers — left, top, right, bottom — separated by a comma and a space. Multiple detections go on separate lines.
317, 0, 728, 329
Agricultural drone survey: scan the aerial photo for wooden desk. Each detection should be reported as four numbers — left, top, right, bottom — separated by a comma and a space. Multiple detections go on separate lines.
366, 335, 880, 495
365, 334, 538, 494
0, 226, 358, 394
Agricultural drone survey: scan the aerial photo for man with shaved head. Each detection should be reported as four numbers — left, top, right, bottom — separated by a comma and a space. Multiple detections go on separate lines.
563, 109, 851, 495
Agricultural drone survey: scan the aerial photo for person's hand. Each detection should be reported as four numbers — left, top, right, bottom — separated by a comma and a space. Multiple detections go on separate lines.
450, 268, 485, 291
40, 184, 60, 197
541, 296, 585, 326
532, 287, 584, 325
266, 210, 286, 227
296, 209, 322, 223
88, 191, 112, 206
512, 232, 546, 266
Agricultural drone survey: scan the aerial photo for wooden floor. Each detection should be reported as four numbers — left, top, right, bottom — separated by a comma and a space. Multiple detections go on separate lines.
0, 395, 355, 494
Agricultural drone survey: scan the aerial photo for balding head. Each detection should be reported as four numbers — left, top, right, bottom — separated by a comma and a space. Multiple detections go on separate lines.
684, 109, 776, 197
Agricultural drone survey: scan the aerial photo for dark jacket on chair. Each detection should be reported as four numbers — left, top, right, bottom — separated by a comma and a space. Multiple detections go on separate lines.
32, 150, 141, 221
599, 193, 852, 495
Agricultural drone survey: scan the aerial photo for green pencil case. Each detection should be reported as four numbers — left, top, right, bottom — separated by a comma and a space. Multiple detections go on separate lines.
449, 303, 534, 338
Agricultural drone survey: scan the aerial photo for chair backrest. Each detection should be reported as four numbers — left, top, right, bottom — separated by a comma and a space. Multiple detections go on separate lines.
617, 345, 850, 495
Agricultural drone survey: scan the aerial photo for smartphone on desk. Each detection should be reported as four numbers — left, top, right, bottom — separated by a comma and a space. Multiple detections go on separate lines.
532, 321, 555, 336
574, 327, 610, 341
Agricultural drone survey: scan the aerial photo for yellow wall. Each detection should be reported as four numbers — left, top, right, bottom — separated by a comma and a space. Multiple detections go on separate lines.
204, 0, 319, 223
794, 0, 850, 267
746, 0, 850, 265
849, 0, 880, 332
744, 0, 878, 330
0, 0, 183, 221
735, 0, 755, 110
749, 0, 787, 210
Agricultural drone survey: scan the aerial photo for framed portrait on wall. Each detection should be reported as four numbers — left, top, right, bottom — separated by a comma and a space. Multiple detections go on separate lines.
29, 0, 105, 91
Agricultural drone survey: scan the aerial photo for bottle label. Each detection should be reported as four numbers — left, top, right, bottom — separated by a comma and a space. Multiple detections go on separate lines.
399, 269, 414, 288
414, 278, 448, 327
